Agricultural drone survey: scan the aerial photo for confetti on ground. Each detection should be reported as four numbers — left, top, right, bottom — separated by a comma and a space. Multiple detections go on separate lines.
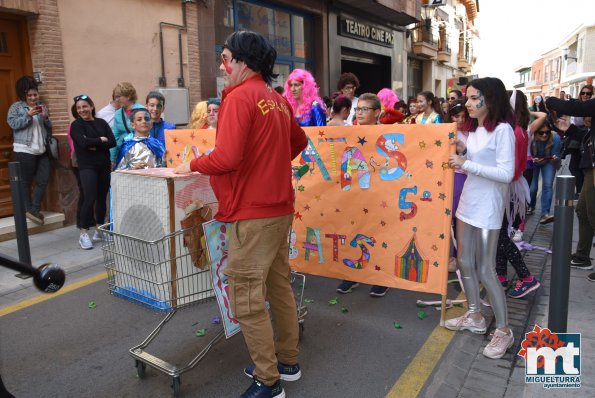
304, 298, 314, 304
211, 316, 221, 325
416, 302, 427, 308
340, 307, 349, 314
417, 310, 428, 320
393, 322, 402, 329
195, 329, 207, 337
328, 298, 338, 305
192, 321, 199, 326
87, 301, 97, 309
448, 279, 459, 284
454, 303, 464, 308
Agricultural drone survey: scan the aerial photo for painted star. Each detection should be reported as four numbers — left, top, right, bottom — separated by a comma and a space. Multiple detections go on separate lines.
190, 131, 195, 139
320, 212, 324, 217
433, 261, 439, 267
168, 158, 173, 164
419, 141, 426, 149
431, 245, 438, 251
350, 220, 355, 225
380, 220, 386, 226
412, 227, 418, 233
442, 162, 450, 170
176, 153, 181, 158
303, 205, 311, 211
380, 201, 388, 208
357, 136, 367, 146
173, 137, 178, 143
319, 130, 325, 137
294, 212, 303, 221
435, 140, 442, 147
202, 139, 208, 145
375, 265, 381, 271
437, 181, 443, 187
335, 208, 341, 213
445, 208, 451, 216
425, 160, 434, 169
315, 195, 322, 201
363, 208, 369, 214
298, 185, 305, 192
382, 242, 388, 249
439, 233, 445, 239
448, 132, 455, 139
438, 193, 446, 200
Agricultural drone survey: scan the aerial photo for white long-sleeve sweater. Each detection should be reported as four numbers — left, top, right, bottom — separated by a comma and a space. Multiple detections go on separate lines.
456, 122, 515, 230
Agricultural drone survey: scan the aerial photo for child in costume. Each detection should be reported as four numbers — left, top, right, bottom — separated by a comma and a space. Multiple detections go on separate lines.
115, 108, 165, 170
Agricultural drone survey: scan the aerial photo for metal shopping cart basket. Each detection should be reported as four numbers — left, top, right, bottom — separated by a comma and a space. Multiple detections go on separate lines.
99, 222, 307, 396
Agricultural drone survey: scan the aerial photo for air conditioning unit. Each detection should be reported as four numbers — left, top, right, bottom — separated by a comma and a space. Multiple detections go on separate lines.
109, 168, 218, 309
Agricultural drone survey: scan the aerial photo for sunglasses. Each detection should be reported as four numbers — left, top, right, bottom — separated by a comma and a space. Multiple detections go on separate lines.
537, 130, 551, 136
580, 91, 593, 97
74, 94, 89, 102
449, 103, 464, 114
354, 107, 378, 113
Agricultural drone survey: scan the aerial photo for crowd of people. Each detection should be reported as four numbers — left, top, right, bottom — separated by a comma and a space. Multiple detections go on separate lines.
7, 28, 595, 398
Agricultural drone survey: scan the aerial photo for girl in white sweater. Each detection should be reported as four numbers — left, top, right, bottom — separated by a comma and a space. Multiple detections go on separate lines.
446, 77, 516, 359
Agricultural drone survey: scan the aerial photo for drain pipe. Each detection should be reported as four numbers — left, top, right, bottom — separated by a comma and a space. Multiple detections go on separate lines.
158, 0, 194, 87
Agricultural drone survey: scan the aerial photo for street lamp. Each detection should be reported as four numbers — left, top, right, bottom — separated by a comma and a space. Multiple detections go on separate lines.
563, 48, 577, 61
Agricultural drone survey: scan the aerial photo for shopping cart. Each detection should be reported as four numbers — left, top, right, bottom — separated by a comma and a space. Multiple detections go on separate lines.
99, 222, 307, 396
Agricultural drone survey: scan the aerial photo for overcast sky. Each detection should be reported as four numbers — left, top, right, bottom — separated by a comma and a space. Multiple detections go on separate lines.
473, 0, 593, 88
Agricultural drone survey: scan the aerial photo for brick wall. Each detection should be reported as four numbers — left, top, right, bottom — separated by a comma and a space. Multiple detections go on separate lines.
27, 0, 75, 222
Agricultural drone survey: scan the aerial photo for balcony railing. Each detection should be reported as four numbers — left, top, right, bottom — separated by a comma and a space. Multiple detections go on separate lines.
412, 20, 438, 59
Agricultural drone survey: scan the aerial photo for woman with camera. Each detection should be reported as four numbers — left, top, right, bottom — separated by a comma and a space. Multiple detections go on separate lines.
7, 76, 53, 225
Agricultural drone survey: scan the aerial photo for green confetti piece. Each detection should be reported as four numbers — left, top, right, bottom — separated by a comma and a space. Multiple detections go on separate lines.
417, 310, 428, 320
393, 322, 402, 329
416, 302, 426, 308
88, 301, 97, 309
328, 298, 338, 305
448, 279, 459, 284
192, 321, 199, 326
454, 303, 464, 308
340, 307, 349, 313
304, 298, 314, 304
195, 328, 207, 337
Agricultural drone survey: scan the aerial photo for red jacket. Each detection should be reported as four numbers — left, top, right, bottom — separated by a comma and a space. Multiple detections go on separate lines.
190, 75, 308, 222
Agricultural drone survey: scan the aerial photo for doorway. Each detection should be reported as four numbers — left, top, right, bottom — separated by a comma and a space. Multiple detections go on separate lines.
0, 14, 32, 217
340, 47, 391, 97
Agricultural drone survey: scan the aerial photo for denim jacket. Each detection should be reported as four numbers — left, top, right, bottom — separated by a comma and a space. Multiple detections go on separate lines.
7, 101, 52, 145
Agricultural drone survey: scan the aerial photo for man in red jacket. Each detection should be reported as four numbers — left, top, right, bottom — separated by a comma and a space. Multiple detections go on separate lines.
175, 30, 307, 398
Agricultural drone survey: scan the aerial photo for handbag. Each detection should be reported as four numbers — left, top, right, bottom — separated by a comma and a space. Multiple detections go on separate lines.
46, 132, 59, 160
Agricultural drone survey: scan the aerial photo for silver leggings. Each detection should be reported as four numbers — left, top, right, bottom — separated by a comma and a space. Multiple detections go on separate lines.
456, 218, 508, 328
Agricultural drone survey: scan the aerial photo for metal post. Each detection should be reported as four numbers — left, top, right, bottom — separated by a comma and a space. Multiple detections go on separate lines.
548, 175, 575, 333
9, 162, 32, 268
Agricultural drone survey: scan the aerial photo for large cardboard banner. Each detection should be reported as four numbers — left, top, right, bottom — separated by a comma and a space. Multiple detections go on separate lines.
165, 124, 455, 295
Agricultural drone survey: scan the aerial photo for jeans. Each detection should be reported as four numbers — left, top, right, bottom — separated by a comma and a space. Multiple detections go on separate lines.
529, 162, 555, 215
226, 214, 298, 386
14, 152, 50, 213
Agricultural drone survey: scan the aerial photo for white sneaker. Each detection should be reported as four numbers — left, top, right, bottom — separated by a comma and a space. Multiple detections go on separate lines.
512, 230, 523, 242
483, 329, 514, 359
444, 312, 487, 334
92, 230, 103, 242
79, 233, 93, 250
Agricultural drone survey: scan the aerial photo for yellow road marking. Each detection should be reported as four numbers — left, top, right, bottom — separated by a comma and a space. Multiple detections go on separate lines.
387, 293, 466, 398
0, 272, 107, 317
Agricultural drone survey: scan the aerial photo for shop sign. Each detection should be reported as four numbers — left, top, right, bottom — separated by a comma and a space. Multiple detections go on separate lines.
339, 16, 394, 47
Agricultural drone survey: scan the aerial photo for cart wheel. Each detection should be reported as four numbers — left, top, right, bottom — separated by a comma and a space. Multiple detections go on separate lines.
135, 360, 146, 379
171, 376, 181, 396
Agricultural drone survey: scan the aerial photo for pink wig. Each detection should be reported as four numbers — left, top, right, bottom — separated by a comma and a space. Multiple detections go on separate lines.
283, 69, 324, 123
377, 88, 399, 110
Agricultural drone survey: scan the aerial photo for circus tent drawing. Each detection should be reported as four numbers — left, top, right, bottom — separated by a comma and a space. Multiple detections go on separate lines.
395, 234, 430, 283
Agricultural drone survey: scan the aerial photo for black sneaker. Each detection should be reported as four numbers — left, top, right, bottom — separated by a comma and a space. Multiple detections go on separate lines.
336, 280, 359, 294
570, 256, 593, 270
587, 273, 595, 282
240, 377, 285, 398
244, 362, 301, 382
26, 210, 44, 225
369, 285, 389, 297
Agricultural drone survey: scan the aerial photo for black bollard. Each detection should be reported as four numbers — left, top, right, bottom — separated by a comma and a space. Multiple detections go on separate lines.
548, 175, 575, 333
9, 162, 32, 269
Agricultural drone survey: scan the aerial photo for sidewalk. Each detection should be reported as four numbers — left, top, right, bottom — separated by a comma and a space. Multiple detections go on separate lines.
421, 195, 595, 397
0, 225, 105, 308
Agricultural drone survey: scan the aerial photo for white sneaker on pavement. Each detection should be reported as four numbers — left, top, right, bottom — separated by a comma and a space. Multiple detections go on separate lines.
92, 230, 103, 242
79, 233, 93, 250
444, 311, 487, 334
483, 329, 514, 359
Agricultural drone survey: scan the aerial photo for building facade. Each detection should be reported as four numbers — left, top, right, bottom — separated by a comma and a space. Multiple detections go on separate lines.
0, 0, 480, 227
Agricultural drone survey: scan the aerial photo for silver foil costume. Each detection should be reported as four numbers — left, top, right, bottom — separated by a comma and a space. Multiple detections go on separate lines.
116, 137, 161, 170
